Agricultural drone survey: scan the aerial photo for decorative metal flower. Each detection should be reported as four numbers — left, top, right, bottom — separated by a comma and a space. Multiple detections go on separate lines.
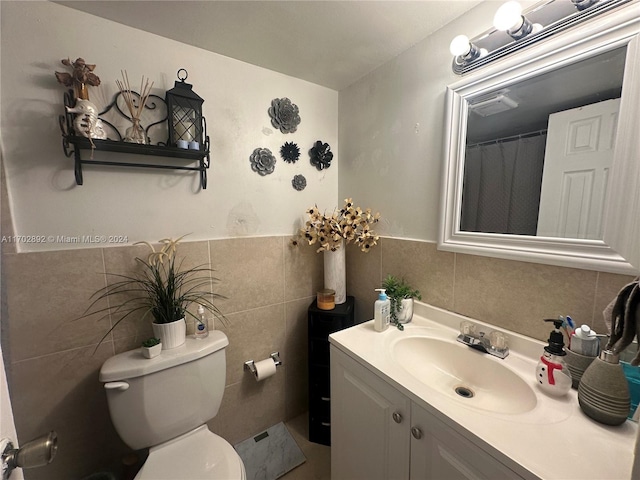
250, 147, 276, 176
309, 140, 333, 170
268, 98, 301, 134
292, 174, 307, 191
281, 142, 300, 163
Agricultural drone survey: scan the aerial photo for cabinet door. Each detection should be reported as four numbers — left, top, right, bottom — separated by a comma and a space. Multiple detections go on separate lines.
331, 347, 411, 480
410, 402, 524, 480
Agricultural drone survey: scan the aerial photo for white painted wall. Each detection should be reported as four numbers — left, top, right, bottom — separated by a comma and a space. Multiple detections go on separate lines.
0, 1, 338, 253
338, 0, 537, 241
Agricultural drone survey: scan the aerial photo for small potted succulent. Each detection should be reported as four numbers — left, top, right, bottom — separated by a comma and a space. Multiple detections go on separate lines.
141, 337, 162, 359
382, 275, 422, 327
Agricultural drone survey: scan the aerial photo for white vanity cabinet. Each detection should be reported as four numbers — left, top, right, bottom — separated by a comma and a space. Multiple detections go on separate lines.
330, 345, 411, 479
331, 346, 525, 480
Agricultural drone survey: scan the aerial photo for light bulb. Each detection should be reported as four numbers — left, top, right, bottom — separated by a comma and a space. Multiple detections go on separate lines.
450, 35, 471, 56
493, 1, 524, 32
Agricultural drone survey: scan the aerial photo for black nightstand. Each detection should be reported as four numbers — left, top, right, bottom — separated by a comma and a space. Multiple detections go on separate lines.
308, 295, 355, 446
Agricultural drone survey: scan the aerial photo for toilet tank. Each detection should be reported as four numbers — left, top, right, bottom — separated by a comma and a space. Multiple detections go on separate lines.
99, 332, 229, 450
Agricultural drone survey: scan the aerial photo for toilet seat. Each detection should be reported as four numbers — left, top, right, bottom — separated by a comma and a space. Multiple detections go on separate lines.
135, 425, 246, 480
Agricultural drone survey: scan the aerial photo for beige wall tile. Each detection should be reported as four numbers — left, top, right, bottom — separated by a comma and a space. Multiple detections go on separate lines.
454, 254, 598, 341
381, 238, 455, 311
209, 237, 284, 314
217, 304, 285, 386
285, 242, 324, 301
346, 242, 382, 323
4, 248, 111, 361
9, 343, 127, 480
207, 373, 286, 445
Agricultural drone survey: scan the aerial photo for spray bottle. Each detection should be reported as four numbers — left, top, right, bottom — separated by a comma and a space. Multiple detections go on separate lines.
374, 289, 390, 332
535, 318, 572, 396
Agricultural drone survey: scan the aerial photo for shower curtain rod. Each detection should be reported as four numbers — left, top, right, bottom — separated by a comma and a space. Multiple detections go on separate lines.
467, 128, 547, 148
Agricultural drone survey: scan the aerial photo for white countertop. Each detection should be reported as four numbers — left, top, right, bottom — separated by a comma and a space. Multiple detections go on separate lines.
329, 302, 638, 480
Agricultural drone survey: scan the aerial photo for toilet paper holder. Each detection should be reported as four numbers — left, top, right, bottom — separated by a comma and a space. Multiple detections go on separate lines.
244, 352, 282, 377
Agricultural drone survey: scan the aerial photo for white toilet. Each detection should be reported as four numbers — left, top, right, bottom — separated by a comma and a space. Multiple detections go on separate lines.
99, 331, 246, 479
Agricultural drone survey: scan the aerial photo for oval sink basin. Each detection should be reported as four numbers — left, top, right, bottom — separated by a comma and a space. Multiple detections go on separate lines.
392, 336, 537, 414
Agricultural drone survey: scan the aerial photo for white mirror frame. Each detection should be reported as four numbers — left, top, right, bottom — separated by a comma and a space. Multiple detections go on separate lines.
439, 3, 640, 275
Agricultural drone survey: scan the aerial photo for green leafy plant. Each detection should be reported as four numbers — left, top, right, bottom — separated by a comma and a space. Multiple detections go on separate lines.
141, 337, 161, 348
382, 274, 421, 329
81, 235, 227, 347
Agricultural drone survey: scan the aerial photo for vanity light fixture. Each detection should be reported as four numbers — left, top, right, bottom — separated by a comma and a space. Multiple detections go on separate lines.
449, 0, 631, 75
572, 0, 601, 10
449, 35, 484, 63
493, 1, 537, 40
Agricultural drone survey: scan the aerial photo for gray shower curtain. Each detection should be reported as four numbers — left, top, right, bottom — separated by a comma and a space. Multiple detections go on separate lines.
461, 134, 547, 236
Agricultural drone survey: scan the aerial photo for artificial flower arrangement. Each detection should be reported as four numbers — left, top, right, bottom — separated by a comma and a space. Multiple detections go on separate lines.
292, 198, 380, 253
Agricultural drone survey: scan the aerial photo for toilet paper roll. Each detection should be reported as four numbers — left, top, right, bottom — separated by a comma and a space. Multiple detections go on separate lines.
253, 358, 277, 381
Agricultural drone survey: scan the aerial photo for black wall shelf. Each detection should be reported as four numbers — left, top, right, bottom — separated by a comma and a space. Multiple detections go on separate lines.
59, 90, 211, 189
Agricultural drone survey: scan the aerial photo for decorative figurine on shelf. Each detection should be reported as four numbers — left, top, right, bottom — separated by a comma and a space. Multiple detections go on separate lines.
55, 57, 106, 140
65, 99, 107, 140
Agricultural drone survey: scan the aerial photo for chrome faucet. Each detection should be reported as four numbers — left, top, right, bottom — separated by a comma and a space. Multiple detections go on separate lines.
456, 321, 509, 359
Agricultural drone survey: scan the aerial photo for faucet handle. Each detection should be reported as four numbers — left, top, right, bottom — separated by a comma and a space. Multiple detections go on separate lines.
460, 321, 476, 336
489, 331, 508, 351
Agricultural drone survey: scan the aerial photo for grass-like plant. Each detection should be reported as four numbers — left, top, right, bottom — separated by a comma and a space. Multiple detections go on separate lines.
81, 236, 227, 348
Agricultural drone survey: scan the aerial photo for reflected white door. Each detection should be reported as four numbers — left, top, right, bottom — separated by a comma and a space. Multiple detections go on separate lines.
537, 98, 620, 239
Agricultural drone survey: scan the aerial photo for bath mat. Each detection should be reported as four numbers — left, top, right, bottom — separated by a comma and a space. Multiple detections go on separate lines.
234, 422, 306, 480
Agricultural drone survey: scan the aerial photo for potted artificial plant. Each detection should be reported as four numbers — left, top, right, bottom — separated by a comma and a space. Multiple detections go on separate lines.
382, 274, 422, 327
141, 337, 162, 358
82, 235, 227, 350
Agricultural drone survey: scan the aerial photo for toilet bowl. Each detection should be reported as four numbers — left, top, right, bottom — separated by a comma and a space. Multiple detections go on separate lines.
99, 332, 246, 479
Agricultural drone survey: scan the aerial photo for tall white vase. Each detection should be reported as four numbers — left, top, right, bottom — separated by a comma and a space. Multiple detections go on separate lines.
152, 317, 186, 350
324, 241, 346, 304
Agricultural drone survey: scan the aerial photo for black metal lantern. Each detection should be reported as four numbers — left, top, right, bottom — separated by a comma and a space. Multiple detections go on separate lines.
165, 69, 204, 148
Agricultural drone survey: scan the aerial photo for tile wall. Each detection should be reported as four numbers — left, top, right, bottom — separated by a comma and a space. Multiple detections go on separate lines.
1, 235, 635, 479
348, 238, 636, 341
1, 237, 323, 479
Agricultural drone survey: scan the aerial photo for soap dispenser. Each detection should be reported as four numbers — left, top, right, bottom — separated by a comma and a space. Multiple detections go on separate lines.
374, 289, 390, 332
535, 318, 572, 396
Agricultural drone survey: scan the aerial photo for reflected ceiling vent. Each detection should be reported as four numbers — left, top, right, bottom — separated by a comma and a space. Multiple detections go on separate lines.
469, 91, 519, 117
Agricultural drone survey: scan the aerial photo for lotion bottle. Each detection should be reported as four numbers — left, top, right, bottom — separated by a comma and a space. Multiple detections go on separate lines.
195, 305, 209, 339
374, 289, 390, 332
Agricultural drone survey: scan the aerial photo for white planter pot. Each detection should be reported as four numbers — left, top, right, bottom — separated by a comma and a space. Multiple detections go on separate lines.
141, 343, 162, 358
324, 240, 346, 304
152, 317, 186, 350
396, 298, 415, 324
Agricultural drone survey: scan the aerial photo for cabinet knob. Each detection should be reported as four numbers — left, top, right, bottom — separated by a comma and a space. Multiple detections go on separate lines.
411, 427, 423, 439
392, 412, 403, 423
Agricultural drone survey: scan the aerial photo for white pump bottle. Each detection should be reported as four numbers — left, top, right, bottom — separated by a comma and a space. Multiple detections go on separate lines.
374, 289, 391, 332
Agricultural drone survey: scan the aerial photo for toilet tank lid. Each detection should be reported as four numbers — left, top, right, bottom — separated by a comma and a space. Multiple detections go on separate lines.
99, 330, 229, 382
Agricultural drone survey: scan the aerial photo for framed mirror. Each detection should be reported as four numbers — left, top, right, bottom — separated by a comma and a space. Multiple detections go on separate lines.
439, 4, 640, 275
